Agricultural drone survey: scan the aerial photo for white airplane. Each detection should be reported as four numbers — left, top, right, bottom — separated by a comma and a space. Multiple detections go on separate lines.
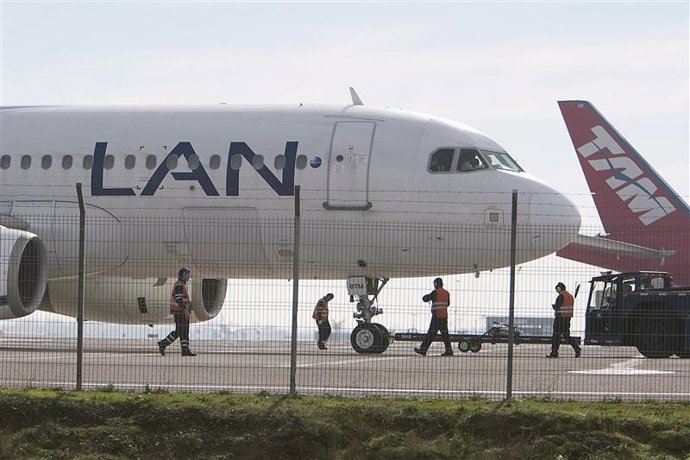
0, 89, 580, 352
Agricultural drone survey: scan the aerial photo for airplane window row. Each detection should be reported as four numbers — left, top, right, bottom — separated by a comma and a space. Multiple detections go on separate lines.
427, 148, 522, 173
0, 154, 316, 171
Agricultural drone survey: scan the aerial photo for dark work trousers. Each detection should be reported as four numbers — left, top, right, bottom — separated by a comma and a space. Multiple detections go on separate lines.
419, 315, 452, 352
161, 313, 191, 350
317, 319, 331, 344
551, 316, 580, 353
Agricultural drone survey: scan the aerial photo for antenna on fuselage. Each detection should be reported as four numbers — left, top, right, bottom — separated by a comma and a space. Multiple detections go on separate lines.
349, 87, 364, 106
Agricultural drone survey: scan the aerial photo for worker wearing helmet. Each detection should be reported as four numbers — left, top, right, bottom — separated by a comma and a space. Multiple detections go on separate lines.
157, 267, 196, 357
546, 282, 581, 358
414, 277, 454, 357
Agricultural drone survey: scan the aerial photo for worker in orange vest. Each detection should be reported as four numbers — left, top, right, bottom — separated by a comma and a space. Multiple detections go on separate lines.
414, 277, 454, 357
546, 282, 581, 358
313, 293, 334, 350
158, 267, 196, 357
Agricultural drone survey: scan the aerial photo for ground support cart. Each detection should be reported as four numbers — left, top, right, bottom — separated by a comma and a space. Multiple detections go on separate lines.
394, 322, 581, 353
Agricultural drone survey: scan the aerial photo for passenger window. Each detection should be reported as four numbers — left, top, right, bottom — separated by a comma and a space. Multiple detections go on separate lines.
21, 155, 32, 170
104, 154, 115, 170
274, 155, 286, 170
146, 155, 157, 170
41, 155, 52, 169
83, 155, 93, 170
209, 155, 221, 170
125, 155, 136, 170
457, 149, 485, 171
252, 155, 264, 170
188, 154, 200, 171
230, 155, 242, 170
296, 155, 308, 170
428, 148, 455, 173
0, 155, 10, 169
165, 155, 178, 170
62, 155, 73, 169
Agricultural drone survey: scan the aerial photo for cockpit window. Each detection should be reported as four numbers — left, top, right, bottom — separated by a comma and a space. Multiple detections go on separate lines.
457, 149, 487, 172
428, 148, 455, 173
482, 151, 523, 172
427, 147, 521, 175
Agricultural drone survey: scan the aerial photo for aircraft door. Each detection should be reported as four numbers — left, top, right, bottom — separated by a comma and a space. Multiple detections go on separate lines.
325, 121, 375, 210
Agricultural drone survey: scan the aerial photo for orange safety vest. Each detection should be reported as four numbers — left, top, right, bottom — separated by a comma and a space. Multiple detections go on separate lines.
431, 288, 450, 319
312, 297, 329, 321
170, 280, 190, 315
557, 290, 574, 318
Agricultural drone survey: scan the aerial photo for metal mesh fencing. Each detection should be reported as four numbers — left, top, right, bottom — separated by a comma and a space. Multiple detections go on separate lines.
1, 211, 688, 401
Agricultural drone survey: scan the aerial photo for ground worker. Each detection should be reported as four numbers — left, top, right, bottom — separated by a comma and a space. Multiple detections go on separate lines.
158, 267, 197, 357
546, 282, 581, 358
414, 277, 454, 356
313, 293, 334, 350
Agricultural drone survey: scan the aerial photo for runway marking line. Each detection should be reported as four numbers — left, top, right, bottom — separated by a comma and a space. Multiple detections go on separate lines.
569, 357, 675, 376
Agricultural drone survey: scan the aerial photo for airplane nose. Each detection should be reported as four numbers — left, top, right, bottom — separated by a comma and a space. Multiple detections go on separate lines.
526, 184, 581, 252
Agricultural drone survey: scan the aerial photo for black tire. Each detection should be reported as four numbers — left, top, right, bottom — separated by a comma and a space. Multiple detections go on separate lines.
470, 340, 482, 353
370, 323, 390, 354
458, 339, 471, 353
351, 323, 384, 354
635, 316, 674, 359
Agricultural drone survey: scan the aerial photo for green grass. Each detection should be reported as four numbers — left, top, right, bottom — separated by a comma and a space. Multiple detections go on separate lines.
0, 389, 689, 459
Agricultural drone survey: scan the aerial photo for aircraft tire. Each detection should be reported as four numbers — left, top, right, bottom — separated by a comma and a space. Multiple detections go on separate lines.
351, 324, 380, 354
369, 323, 390, 354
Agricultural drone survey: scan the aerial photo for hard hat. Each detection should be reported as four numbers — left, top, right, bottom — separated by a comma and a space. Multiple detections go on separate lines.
433, 277, 443, 288
179, 267, 191, 282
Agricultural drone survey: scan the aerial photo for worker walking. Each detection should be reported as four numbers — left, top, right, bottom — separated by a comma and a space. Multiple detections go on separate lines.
313, 293, 334, 350
158, 267, 197, 357
546, 282, 581, 358
415, 277, 454, 356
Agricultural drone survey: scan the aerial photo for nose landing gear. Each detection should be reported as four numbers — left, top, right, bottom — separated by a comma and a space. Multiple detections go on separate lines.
347, 276, 391, 354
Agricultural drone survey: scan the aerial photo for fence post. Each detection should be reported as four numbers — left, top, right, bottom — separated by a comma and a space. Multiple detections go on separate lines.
76, 183, 86, 391
289, 185, 301, 395
506, 190, 518, 400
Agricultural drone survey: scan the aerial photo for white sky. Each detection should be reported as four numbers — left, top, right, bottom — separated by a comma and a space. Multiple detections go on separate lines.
0, 2, 688, 334
1, 1, 687, 212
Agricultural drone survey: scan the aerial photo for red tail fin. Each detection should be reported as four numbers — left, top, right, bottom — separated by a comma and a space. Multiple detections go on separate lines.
558, 100, 690, 234
557, 100, 690, 285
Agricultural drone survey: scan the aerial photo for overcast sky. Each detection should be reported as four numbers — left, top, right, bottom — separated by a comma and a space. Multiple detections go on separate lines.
1, 1, 688, 332
1, 1, 688, 221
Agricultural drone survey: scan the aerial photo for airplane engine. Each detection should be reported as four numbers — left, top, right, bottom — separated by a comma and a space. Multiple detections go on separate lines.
189, 278, 228, 322
41, 277, 228, 325
0, 226, 48, 319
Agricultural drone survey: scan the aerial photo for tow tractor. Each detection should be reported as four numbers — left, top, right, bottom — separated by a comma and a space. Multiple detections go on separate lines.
584, 271, 690, 358
347, 276, 392, 354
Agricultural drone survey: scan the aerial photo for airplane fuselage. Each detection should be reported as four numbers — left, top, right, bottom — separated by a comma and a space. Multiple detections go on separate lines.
1, 103, 580, 323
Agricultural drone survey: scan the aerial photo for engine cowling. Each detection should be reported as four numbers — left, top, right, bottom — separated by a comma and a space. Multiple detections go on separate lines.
41, 276, 227, 324
0, 226, 48, 319
190, 278, 227, 322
